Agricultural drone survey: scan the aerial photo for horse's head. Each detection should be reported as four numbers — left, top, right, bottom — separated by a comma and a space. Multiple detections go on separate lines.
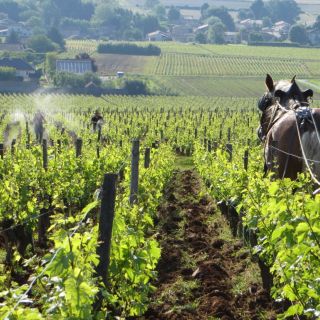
259, 74, 313, 110
257, 74, 314, 141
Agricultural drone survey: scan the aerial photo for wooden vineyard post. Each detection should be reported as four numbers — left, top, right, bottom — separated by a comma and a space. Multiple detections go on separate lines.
94, 173, 118, 311
26, 132, 30, 149
97, 126, 101, 142
144, 147, 151, 169
76, 138, 82, 158
226, 143, 233, 162
244, 149, 249, 171
207, 140, 212, 153
42, 139, 48, 171
130, 139, 140, 205
227, 128, 231, 142
96, 146, 100, 159
11, 139, 16, 156
38, 139, 50, 247
0, 143, 3, 159
57, 139, 61, 154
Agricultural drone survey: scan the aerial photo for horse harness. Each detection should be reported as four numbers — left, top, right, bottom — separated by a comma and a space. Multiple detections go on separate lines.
259, 96, 314, 177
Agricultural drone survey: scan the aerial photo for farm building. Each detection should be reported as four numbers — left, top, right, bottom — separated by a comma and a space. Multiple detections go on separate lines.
0, 58, 35, 80
56, 59, 93, 74
147, 31, 171, 41
239, 19, 263, 31
194, 24, 209, 34
0, 43, 25, 51
171, 25, 193, 42
0, 19, 32, 39
273, 21, 291, 36
224, 32, 240, 44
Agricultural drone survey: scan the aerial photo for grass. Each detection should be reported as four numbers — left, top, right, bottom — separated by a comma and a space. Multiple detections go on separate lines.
93, 53, 156, 75
154, 76, 266, 97
174, 155, 194, 170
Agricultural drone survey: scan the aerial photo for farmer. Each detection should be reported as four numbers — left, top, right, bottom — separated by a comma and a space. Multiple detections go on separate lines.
91, 110, 103, 132
33, 110, 46, 143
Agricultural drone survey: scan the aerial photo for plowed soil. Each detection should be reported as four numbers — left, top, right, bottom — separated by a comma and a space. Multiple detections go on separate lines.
140, 170, 278, 320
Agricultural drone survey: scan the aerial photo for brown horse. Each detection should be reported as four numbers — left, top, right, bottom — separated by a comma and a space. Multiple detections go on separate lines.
258, 74, 320, 181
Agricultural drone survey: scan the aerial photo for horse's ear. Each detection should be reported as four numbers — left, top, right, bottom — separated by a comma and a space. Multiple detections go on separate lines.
291, 75, 296, 83
303, 89, 313, 99
265, 74, 274, 92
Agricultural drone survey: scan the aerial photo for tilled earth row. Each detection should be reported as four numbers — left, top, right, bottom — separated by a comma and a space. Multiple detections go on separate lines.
141, 170, 277, 320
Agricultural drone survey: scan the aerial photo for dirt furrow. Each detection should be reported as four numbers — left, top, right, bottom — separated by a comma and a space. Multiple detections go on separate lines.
141, 169, 277, 320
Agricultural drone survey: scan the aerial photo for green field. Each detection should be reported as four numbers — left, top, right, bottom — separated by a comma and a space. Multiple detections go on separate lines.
65, 40, 320, 97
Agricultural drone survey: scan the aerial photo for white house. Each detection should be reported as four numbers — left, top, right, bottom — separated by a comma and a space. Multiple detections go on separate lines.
56, 59, 93, 74
240, 19, 263, 30
194, 24, 209, 33
147, 30, 171, 41
273, 21, 291, 35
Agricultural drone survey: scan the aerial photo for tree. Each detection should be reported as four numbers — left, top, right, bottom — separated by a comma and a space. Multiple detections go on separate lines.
168, 6, 180, 22
123, 28, 143, 40
238, 9, 254, 21
6, 30, 19, 44
205, 7, 235, 31
313, 15, 320, 30
289, 24, 308, 44
200, 3, 209, 18
134, 14, 160, 36
124, 80, 147, 95
144, 0, 159, 8
195, 32, 207, 44
154, 4, 166, 20
53, 0, 94, 20
40, 0, 61, 28
249, 32, 264, 42
266, 0, 300, 23
207, 20, 225, 44
262, 16, 272, 27
45, 52, 57, 74
47, 27, 65, 49
27, 35, 57, 53
0, 0, 21, 21
92, 2, 116, 25
250, 0, 268, 19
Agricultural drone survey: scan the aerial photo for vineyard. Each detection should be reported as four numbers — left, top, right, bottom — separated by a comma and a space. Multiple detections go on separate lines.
0, 94, 319, 319
153, 53, 314, 77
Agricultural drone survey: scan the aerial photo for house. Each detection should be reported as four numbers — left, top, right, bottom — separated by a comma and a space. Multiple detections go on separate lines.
239, 19, 263, 30
117, 71, 125, 78
0, 58, 35, 80
0, 43, 26, 51
273, 21, 291, 36
307, 29, 320, 45
56, 59, 93, 74
147, 30, 171, 41
171, 25, 193, 42
224, 32, 240, 44
9, 22, 32, 38
260, 30, 282, 41
0, 20, 32, 39
194, 24, 209, 33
